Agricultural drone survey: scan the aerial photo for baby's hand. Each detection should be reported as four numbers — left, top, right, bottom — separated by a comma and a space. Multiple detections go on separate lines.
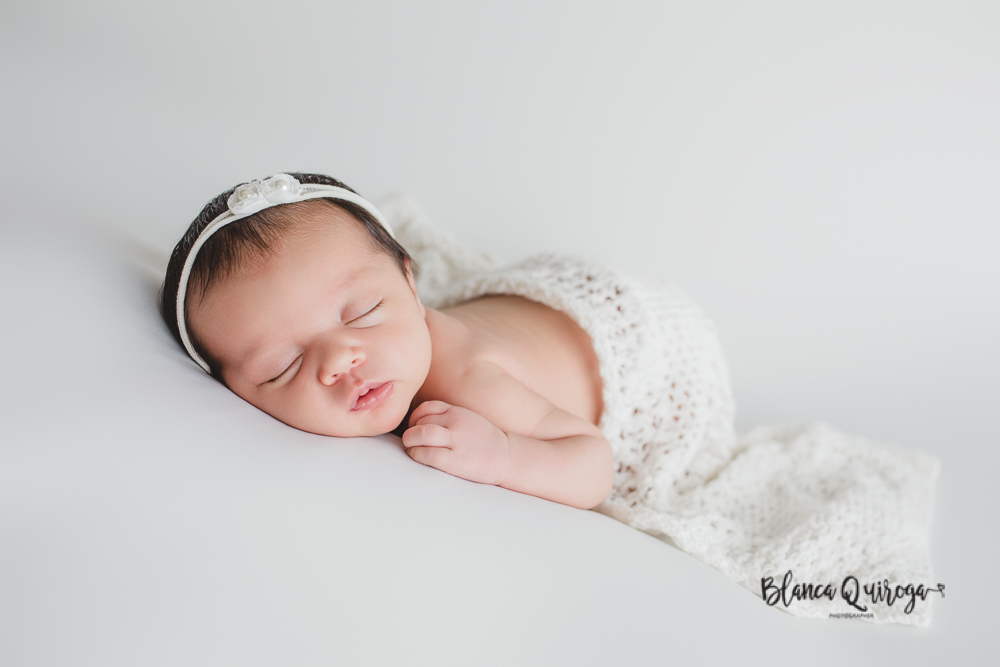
402, 401, 511, 486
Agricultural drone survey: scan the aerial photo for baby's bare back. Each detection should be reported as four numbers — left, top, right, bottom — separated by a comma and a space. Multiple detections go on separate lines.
420, 295, 603, 426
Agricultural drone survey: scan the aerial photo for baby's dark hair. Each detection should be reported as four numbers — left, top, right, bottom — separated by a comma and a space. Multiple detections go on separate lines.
160, 172, 414, 380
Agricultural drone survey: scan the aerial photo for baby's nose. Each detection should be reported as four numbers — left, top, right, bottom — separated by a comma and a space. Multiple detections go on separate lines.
318, 342, 365, 386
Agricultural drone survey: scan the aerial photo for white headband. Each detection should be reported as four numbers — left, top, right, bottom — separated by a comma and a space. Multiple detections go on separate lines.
176, 173, 395, 373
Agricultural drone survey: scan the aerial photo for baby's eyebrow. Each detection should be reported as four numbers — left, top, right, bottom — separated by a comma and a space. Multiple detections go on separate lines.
330, 268, 370, 293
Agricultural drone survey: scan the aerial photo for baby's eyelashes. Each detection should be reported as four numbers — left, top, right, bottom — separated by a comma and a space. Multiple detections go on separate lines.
262, 355, 302, 386
346, 299, 384, 326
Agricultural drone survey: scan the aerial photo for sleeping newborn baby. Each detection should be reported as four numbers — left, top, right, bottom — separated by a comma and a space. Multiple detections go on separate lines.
163, 171, 940, 624
162, 172, 613, 510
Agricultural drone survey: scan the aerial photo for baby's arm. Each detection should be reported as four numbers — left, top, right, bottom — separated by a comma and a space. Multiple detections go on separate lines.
402, 360, 614, 510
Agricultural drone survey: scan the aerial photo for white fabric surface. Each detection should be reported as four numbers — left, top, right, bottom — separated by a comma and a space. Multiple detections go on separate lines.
384, 195, 941, 625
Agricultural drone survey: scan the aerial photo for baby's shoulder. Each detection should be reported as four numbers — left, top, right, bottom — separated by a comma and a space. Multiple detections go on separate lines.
418, 301, 533, 396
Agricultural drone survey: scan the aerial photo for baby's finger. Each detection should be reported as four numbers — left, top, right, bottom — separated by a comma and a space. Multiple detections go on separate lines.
402, 423, 452, 449
406, 445, 452, 470
412, 411, 451, 429
408, 400, 452, 428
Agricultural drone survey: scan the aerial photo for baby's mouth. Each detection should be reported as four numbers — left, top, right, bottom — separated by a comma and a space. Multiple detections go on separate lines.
351, 382, 394, 412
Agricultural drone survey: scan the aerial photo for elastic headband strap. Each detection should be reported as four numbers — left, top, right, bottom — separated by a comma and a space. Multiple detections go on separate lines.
175, 174, 395, 373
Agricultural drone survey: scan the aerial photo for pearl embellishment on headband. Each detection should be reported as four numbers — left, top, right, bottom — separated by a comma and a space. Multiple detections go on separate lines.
227, 174, 305, 216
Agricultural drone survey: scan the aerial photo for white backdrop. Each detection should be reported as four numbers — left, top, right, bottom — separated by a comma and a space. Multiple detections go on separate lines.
2, 1, 997, 664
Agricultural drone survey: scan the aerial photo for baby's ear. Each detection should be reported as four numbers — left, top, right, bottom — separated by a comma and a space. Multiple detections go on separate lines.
403, 257, 425, 316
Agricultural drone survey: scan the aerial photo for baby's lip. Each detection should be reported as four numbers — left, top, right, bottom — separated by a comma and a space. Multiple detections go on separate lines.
350, 380, 393, 412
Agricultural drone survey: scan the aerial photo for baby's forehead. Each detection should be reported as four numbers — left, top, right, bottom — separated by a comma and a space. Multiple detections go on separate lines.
248, 244, 383, 288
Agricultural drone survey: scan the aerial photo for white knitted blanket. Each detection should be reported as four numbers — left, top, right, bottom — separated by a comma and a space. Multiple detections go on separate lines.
380, 195, 941, 626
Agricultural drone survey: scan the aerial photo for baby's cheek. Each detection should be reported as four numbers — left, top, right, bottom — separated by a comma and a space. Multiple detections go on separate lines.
265, 389, 332, 436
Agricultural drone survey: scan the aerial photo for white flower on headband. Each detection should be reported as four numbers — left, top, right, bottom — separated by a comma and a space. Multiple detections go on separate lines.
227, 173, 304, 216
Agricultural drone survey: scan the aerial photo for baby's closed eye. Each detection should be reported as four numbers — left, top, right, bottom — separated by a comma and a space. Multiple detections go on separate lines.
264, 355, 303, 385
346, 299, 384, 326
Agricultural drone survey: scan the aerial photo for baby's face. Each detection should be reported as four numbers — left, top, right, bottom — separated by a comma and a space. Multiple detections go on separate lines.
187, 208, 432, 437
